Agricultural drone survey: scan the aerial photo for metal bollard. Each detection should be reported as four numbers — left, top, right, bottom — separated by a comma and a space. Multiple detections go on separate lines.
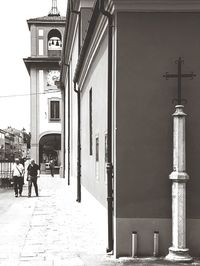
132, 231, 138, 257
153, 231, 159, 257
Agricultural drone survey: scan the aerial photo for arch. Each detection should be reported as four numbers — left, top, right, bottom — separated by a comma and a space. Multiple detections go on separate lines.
39, 131, 61, 141
48, 29, 62, 40
47, 29, 62, 53
39, 133, 61, 167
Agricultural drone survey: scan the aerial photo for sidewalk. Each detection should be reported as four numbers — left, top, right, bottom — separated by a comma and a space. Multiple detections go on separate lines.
0, 175, 200, 266
0, 175, 113, 266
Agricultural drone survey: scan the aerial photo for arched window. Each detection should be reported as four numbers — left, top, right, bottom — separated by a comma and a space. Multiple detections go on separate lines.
48, 29, 62, 56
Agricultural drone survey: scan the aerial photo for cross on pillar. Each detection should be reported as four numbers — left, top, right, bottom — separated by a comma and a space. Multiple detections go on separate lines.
163, 57, 196, 104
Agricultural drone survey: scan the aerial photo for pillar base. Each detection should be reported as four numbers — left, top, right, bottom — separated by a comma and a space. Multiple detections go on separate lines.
165, 247, 193, 262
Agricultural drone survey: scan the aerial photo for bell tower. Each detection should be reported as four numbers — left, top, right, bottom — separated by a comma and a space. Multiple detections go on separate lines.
23, 1, 66, 169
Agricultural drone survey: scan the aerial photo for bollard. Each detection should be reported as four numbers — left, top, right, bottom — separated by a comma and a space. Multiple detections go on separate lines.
132, 231, 138, 258
153, 231, 159, 257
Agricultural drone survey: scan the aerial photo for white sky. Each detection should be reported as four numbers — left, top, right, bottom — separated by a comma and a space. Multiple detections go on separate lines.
0, 0, 67, 132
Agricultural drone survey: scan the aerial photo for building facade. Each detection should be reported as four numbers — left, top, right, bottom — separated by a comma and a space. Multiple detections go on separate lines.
0, 130, 5, 161
24, 0, 65, 169
3, 127, 30, 161
60, 0, 200, 260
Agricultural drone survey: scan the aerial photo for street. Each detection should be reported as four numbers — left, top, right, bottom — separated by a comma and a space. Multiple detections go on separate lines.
0, 175, 200, 266
0, 175, 113, 266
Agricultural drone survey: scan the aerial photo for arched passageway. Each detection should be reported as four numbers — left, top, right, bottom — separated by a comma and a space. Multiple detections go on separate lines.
39, 133, 61, 173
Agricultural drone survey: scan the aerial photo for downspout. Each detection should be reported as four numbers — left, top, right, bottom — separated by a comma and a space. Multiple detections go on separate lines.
71, 3, 81, 202
99, 0, 114, 254
74, 82, 81, 203
63, 81, 66, 179
67, 64, 71, 185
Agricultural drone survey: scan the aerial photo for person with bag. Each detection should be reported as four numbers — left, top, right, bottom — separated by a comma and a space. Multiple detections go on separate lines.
27, 159, 40, 197
12, 158, 24, 197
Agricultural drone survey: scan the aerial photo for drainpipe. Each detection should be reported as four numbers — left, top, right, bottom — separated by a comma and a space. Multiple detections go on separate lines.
99, 0, 113, 254
67, 65, 71, 185
71, 3, 81, 201
63, 81, 66, 179
64, 64, 71, 185
74, 82, 81, 203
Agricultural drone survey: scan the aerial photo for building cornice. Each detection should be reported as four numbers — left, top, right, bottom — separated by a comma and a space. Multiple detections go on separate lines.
23, 57, 61, 74
73, 0, 200, 88
60, 0, 80, 86
27, 18, 66, 30
73, 0, 101, 83
111, 0, 200, 12
78, 15, 108, 89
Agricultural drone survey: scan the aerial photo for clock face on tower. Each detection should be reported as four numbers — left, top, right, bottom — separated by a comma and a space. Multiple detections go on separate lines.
47, 70, 60, 86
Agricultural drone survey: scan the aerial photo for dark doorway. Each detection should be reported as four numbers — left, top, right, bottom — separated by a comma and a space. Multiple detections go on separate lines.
39, 134, 61, 166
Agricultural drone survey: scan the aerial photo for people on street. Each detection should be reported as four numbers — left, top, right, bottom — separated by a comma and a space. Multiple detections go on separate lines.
12, 158, 24, 197
27, 159, 40, 197
49, 159, 55, 177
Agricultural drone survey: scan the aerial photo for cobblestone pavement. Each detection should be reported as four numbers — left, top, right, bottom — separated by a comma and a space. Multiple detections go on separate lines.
0, 175, 200, 266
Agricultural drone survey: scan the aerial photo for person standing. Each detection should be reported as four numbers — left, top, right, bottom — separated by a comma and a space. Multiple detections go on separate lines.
27, 159, 40, 197
49, 159, 55, 177
12, 158, 24, 197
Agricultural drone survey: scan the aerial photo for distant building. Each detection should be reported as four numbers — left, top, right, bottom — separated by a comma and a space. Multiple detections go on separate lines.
4, 131, 14, 161
0, 130, 5, 161
3, 127, 30, 161
23, 0, 66, 170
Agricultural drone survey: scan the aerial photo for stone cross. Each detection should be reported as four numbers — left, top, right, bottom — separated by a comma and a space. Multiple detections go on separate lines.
163, 57, 196, 104
163, 57, 196, 262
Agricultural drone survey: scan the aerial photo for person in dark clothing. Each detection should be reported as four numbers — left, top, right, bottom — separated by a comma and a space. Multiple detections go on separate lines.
27, 159, 40, 197
49, 159, 55, 177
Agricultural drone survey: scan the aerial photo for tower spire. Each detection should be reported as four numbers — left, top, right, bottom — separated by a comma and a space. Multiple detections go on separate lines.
48, 0, 60, 16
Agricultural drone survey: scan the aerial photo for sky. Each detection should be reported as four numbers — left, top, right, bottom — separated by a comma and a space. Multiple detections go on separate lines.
0, 0, 67, 132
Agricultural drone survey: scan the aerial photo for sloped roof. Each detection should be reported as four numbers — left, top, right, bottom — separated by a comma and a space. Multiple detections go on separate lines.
28, 15, 66, 22
27, 15, 66, 29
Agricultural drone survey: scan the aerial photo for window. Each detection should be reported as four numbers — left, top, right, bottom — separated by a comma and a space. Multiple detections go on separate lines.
104, 133, 108, 184
39, 39, 44, 56
96, 136, 99, 162
38, 29, 44, 37
47, 29, 62, 57
105, 133, 108, 163
49, 100, 60, 121
89, 88, 93, 155
95, 136, 99, 180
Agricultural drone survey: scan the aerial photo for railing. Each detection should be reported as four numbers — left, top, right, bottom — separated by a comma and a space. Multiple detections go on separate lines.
0, 161, 13, 188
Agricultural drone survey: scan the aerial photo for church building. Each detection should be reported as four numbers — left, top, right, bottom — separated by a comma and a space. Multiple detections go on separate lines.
24, 0, 65, 172
60, 0, 200, 260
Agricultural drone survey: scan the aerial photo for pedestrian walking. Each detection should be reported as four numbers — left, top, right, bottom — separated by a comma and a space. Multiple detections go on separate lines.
49, 159, 55, 177
27, 159, 40, 197
12, 158, 24, 197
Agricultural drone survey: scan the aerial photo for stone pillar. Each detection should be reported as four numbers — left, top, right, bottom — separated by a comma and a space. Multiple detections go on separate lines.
30, 143, 39, 164
165, 105, 192, 262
